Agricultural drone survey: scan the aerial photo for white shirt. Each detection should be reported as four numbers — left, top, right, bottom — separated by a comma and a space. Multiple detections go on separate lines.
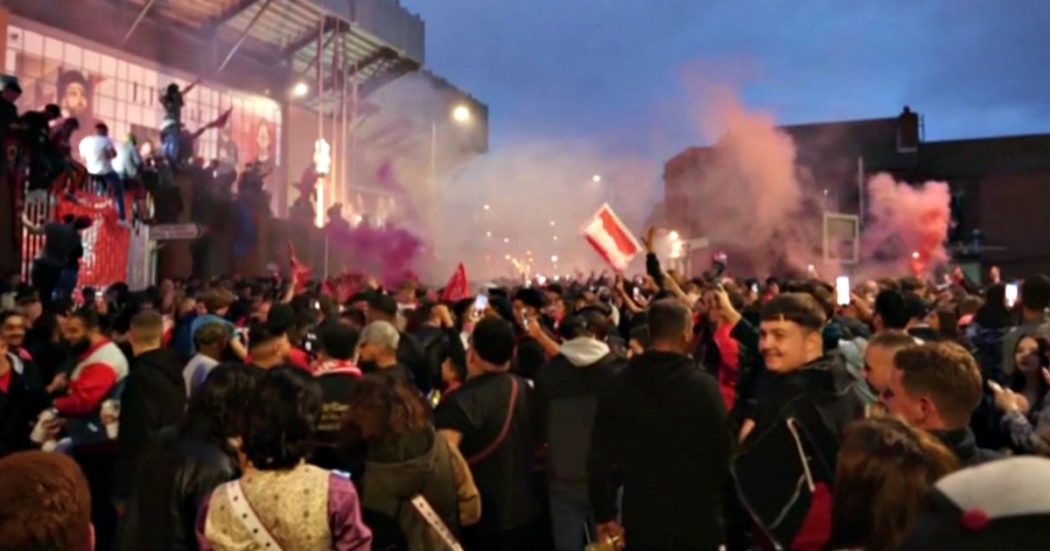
78, 135, 116, 175
113, 141, 142, 178
183, 353, 220, 397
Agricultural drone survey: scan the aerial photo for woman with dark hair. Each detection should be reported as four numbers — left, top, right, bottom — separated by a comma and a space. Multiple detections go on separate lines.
343, 377, 479, 550
993, 334, 1050, 455
118, 363, 258, 551
965, 283, 1019, 448
830, 416, 959, 551
966, 283, 1016, 382
197, 367, 372, 551
929, 306, 962, 343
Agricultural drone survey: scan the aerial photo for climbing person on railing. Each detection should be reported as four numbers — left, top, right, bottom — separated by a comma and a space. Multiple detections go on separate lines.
49, 116, 86, 200
78, 122, 128, 227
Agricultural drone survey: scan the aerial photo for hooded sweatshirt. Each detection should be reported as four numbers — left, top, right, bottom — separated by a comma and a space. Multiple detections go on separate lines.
588, 350, 732, 550
535, 338, 622, 490
117, 347, 188, 500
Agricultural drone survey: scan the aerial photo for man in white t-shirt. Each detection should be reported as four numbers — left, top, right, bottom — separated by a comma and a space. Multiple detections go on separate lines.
78, 122, 127, 225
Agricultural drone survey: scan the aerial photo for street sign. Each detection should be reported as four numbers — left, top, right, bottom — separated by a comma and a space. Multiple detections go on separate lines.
823, 213, 860, 264
149, 224, 206, 241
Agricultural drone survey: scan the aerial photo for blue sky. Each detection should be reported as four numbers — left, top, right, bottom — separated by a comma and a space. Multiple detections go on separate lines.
401, 0, 1050, 159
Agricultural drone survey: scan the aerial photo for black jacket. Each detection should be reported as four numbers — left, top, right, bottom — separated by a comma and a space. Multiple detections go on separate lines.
118, 424, 239, 551
732, 353, 868, 549
933, 427, 1002, 467
398, 331, 432, 394
535, 340, 623, 491
117, 347, 188, 500
588, 350, 732, 550
313, 370, 362, 472
0, 359, 50, 457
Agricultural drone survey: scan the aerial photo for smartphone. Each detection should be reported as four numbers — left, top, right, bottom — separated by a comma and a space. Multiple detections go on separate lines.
1006, 283, 1019, 308
473, 294, 489, 312
632, 286, 642, 302
835, 276, 851, 306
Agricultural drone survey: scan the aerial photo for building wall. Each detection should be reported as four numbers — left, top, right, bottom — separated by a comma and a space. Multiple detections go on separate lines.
977, 171, 1050, 277
5, 18, 283, 184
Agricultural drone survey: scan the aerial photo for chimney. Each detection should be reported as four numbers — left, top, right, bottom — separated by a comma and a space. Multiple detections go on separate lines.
897, 106, 919, 153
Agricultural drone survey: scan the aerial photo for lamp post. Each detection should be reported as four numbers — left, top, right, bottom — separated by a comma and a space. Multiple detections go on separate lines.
430, 104, 472, 186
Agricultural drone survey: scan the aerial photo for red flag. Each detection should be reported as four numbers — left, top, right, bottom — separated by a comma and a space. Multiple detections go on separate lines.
206, 107, 233, 130
288, 240, 312, 293
441, 263, 470, 302
582, 203, 641, 272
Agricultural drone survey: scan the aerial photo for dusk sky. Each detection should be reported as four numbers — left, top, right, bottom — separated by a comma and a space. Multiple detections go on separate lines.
402, 0, 1050, 159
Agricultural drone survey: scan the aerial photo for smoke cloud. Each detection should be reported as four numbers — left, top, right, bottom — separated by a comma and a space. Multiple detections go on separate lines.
429, 140, 660, 282
673, 87, 823, 276
860, 173, 951, 276
673, 87, 952, 278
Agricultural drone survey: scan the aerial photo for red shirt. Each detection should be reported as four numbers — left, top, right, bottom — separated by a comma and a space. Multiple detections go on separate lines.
713, 323, 741, 411
0, 366, 11, 393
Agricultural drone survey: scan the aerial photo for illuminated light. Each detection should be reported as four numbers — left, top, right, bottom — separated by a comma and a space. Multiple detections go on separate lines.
504, 254, 511, 260
537, 275, 547, 285
551, 255, 559, 263
592, 174, 602, 183
912, 251, 921, 259
314, 178, 325, 228
553, 275, 561, 281
503, 237, 510, 244
485, 231, 492, 237
526, 250, 533, 256
668, 230, 680, 241
313, 139, 331, 176
292, 82, 309, 97
452, 105, 472, 123
549, 220, 556, 227
553, 235, 559, 241
483, 204, 491, 211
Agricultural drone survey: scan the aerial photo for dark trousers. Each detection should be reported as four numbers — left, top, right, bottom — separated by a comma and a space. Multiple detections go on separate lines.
31, 259, 61, 308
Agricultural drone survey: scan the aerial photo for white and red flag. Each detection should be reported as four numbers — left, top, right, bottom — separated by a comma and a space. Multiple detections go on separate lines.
582, 203, 642, 272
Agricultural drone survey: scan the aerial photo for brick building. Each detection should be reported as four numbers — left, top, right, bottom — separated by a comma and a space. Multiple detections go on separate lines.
664, 108, 1050, 279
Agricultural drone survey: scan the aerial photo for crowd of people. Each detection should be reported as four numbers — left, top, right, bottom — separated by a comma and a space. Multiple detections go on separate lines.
3, 224, 1050, 551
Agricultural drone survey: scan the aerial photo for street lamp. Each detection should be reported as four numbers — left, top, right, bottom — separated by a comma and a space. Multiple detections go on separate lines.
452, 104, 472, 123
431, 105, 474, 186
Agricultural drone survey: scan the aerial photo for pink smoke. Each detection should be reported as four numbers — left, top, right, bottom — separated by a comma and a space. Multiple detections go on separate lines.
677, 88, 818, 274
326, 224, 424, 288
860, 173, 951, 276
